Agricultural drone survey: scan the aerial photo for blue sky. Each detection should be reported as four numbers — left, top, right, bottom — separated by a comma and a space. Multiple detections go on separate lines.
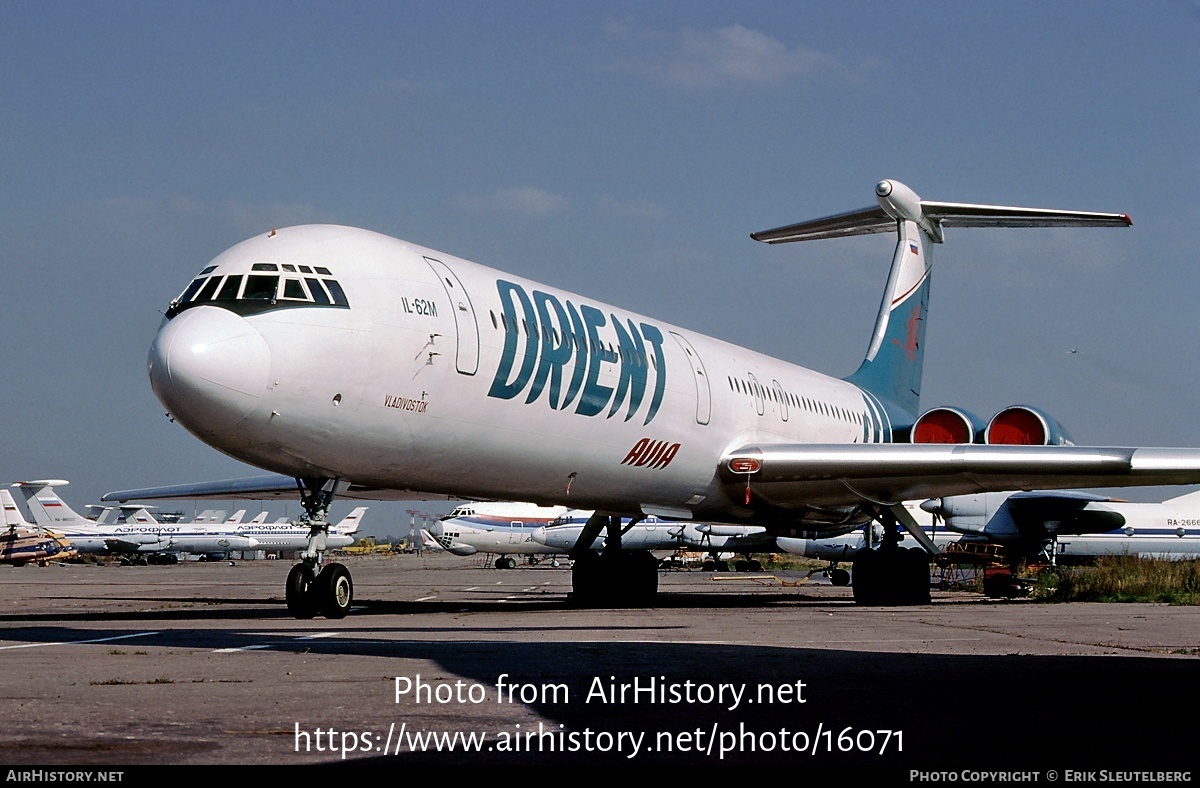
3, 1, 1199, 534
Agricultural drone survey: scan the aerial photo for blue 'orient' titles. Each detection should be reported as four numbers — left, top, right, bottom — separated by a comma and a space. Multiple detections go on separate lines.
487, 280, 668, 425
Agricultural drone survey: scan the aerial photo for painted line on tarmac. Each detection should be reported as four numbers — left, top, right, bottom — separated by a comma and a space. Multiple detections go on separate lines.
215, 631, 340, 652
0, 631, 161, 650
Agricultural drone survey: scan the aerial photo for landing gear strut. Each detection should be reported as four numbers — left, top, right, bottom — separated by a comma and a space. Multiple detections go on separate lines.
569, 513, 658, 607
850, 507, 931, 605
285, 478, 353, 619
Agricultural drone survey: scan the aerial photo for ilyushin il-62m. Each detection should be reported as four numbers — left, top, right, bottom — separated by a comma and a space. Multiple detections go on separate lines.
109, 179, 1200, 617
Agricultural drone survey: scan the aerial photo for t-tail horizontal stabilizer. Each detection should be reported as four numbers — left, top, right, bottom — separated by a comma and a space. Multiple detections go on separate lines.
750, 180, 1131, 244
752, 180, 1132, 426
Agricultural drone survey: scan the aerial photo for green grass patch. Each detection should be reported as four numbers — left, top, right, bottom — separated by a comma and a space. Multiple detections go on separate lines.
1033, 556, 1200, 604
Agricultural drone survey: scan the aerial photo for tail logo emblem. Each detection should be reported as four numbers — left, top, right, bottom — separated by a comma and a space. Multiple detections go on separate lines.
892, 305, 923, 362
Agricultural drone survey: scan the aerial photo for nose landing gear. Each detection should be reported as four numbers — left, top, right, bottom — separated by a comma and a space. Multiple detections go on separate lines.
285, 478, 354, 619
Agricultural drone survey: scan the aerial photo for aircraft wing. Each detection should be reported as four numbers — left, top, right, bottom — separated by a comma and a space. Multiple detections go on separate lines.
723, 444, 1200, 509
101, 475, 440, 503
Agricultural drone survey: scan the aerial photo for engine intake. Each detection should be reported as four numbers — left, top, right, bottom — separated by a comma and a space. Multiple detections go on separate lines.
911, 407, 983, 444
984, 405, 1073, 446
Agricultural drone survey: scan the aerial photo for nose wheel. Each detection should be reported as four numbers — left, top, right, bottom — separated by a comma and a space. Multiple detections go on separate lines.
286, 561, 354, 619
284, 477, 354, 619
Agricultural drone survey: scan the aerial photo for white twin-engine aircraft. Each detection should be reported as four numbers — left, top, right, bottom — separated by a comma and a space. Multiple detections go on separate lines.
114, 179, 1200, 617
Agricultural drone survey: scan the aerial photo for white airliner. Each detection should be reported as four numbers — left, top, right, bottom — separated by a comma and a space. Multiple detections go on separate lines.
922, 489, 1200, 563
17, 481, 259, 556
532, 509, 771, 564
781, 490, 1200, 588
426, 502, 770, 568
104, 179, 1200, 617
776, 501, 957, 586
233, 506, 366, 552
424, 501, 569, 567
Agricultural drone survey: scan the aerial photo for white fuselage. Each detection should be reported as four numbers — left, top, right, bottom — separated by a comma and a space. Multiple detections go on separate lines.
779, 496, 1200, 562
430, 503, 569, 556
227, 521, 356, 551
150, 226, 889, 536
46, 522, 258, 555
533, 511, 770, 554
933, 491, 1200, 560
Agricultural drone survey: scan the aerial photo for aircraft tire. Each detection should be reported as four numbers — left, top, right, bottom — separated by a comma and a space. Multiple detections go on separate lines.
570, 550, 658, 607
570, 551, 604, 606
855, 547, 930, 605
830, 567, 851, 586
851, 547, 883, 605
904, 547, 931, 605
625, 550, 659, 604
286, 563, 318, 619
317, 562, 353, 619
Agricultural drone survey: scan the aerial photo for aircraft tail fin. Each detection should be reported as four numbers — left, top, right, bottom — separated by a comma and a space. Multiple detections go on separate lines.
333, 506, 368, 535
752, 180, 1131, 425
419, 528, 444, 551
13, 480, 92, 528
86, 505, 120, 524
119, 505, 160, 526
1, 490, 32, 528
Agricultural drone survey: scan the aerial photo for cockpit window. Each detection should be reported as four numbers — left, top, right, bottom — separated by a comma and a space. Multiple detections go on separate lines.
166, 264, 350, 318
199, 265, 217, 276
306, 278, 332, 304
281, 278, 307, 300
243, 275, 278, 301
176, 278, 207, 304
196, 276, 223, 301
216, 275, 244, 300
324, 279, 349, 307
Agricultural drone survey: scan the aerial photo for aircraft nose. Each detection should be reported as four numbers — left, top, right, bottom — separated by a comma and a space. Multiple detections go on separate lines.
531, 526, 548, 545
148, 307, 271, 435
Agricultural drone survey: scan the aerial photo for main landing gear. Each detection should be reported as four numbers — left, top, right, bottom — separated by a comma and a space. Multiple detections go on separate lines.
569, 513, 658, 607
850, 507, 932, 605
285, 479, 353, 619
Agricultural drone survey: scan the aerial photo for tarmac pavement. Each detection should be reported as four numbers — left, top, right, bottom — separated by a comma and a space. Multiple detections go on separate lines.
1, 553, 1196, 775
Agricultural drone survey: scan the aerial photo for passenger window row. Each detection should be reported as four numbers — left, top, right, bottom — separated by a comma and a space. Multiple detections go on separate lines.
726, 375, 865, 427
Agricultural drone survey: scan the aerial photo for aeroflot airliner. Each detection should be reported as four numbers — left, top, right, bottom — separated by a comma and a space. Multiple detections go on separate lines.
19, 481, 259, 556
110, 179, 1200, 617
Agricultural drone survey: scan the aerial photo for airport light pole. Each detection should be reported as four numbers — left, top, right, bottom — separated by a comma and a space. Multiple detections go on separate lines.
407, 509, 422, 556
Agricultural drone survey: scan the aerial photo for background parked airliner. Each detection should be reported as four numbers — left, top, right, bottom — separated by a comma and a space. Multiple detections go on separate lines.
422, 501, 568, 567
781, 489, 1200, 588
426, 501, 770, 568
923, 489, 1200, 563
111, 179, 1200, 617
532, 509, 771, 565
18, 480, 259, 556
233, 506, 366, 552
